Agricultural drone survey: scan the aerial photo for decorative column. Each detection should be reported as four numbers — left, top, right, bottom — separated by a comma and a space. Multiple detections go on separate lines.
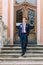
40, 0, 43, 44
10, 0, 14, 45
37, 0, 40, 45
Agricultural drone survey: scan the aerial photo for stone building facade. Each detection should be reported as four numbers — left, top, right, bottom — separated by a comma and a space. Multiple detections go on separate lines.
0, 0, 43, 46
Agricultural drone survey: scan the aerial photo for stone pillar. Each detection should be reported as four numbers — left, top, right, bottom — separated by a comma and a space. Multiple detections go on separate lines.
37, 0, 40, 45
10, 0, 14, 45
40, 0, 43, 44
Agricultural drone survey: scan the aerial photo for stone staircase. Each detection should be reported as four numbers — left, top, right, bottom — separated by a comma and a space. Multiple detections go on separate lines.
0, 43, 43, 65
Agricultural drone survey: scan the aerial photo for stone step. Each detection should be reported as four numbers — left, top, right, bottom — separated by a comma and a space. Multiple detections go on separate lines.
2, 46, 43, 48
4, 44, 43, 47
1, 48, 43, 51
0, 53, 43, 57
1, 50, 43, 53
0, 61, 43, 65
13, 44, 41, 46
2, 47, 43, 50
0, 57, 43, 61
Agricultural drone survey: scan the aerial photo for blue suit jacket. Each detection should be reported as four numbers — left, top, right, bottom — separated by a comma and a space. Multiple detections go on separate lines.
18, 23, 34, 37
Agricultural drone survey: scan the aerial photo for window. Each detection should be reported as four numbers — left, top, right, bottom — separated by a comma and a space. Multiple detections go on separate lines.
26, 0, 37, 5
16, 0, 37, 5
16, 9, 23, 23
28, 9, 35, 25
16, 0, 24, 4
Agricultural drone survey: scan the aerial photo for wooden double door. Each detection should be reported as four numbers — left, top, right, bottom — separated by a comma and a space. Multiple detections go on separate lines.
14, 3, 37, 44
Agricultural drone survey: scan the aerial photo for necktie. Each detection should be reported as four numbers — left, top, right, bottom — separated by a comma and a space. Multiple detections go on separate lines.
22, 24, 24, 33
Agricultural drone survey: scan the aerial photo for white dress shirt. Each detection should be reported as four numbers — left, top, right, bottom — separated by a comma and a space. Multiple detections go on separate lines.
22, 23, 26, 33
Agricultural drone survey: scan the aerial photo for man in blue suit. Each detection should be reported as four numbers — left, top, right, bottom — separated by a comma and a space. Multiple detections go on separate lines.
18, 17, 34, 56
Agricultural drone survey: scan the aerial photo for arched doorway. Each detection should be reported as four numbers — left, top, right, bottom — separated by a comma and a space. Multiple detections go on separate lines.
14, 1, 37, 44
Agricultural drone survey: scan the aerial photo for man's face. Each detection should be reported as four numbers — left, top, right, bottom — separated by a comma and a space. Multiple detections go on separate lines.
23, 18, 27, 23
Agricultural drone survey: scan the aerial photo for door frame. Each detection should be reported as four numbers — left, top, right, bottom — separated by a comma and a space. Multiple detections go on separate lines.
9, 0, 40, 45
14, 2, 37, 43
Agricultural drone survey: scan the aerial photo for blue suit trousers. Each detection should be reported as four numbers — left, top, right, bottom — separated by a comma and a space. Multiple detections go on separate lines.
20, 33, 28, 54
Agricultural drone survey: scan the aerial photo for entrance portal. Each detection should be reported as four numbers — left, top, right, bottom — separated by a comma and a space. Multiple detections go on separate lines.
14, 2, 37, 44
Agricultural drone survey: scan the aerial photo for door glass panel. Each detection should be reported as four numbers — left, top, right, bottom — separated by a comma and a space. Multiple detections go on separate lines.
26, 0, 37, 5
16, 9, 23, 42
28, 9, 35, 26
16, 0, 24, 4
16, 0, 37, 5
16, 9, 23, 23
28, 9, 36, 43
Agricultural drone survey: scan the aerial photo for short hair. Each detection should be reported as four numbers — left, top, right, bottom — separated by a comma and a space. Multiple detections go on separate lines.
23, 17, 28, 20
